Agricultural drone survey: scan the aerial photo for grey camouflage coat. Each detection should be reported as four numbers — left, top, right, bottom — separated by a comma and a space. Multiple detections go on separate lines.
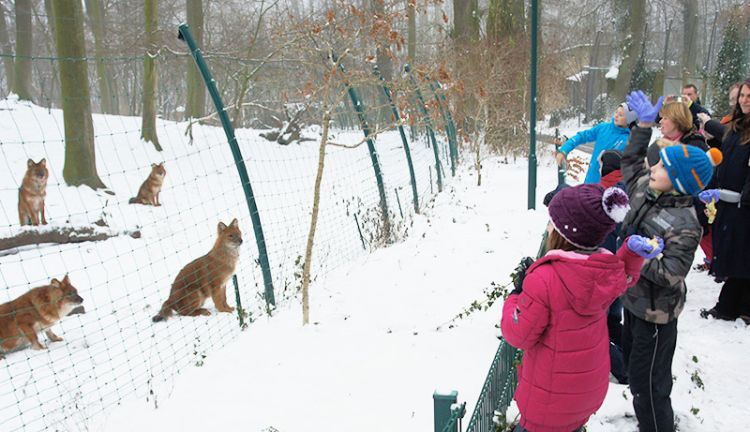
619, 127, 702, 324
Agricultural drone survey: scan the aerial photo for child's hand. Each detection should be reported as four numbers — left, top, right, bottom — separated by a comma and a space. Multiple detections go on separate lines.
626, 91, 664, 124
698, 189, 720, 204
510, 256, 535, 295
627, 235, 665, 260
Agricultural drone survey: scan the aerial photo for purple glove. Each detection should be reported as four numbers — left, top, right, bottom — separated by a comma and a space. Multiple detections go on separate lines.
626, 91, 664, 124
699, 189, 720, 204
627, 235, 665, 259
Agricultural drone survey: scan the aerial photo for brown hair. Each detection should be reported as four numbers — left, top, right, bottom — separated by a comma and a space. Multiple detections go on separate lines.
727, 79, 750, 145
659, 101, 693, 134
546, 228, 578, 252
682, 84, 699, 93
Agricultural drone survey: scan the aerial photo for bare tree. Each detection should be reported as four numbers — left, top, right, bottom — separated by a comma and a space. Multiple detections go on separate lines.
52, 0, 107, 189
407, 0, 416, 64
681, 0, 699, 85
0, 2, 13, 93
613, 0, 645, 101
452, 0, 479, 43
186, 0, 205, 119
13, 0, 33, 100
141, 0, 162, 151
85, 0, 118, 114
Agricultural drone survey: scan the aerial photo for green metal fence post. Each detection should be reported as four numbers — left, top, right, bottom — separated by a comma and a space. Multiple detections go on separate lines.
178, 24, 275, 307
405, 64, 443, 192
433, 390, 459, 432
428, 79, 458, 176
332, 53, 391, 238
528, 0, 539, 210
374, 65, 420, 214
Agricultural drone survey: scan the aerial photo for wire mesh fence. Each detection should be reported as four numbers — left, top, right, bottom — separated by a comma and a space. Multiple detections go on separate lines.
0, 46, 458, 431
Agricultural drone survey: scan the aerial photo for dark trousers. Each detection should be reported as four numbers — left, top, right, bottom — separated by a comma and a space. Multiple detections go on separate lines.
623, 309, 677, 432
608, 298, 628, 384
715, 278, 750, 318
513, 425, 583, 432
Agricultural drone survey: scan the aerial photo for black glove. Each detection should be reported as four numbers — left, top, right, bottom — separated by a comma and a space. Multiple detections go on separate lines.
510, 256, 535, 295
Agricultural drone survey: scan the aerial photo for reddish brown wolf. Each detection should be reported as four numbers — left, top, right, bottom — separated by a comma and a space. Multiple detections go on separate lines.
152, 219, 242, 322
129, 163, 166, 206
18, 158, 49, 226
0, 275, 84, 358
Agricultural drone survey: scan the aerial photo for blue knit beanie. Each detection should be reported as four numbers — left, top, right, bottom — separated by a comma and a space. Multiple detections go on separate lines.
659, 145, 722, 195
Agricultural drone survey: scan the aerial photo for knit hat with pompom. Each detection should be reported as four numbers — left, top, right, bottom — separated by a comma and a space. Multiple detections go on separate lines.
548, 184, 630, 249
659, 145, 723, 196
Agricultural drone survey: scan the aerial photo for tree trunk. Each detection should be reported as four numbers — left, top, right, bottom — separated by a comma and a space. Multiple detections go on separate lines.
613, 0, 645, 102
52, 0, 106, 190
452, 0, 479, 43
141, 0, 162, 151
681, 0, 698, 85
13, 0, 33, 101
85, 0, 118, 114
186, 0, 205, 119
407, 0, 416, 65
585, 31, 602, 119
487, 0, 524, 42
373, 0, 393, 84
0, 3, 14, 93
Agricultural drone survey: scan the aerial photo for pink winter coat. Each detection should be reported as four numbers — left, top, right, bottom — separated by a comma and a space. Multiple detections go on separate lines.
501, 245, 643, 432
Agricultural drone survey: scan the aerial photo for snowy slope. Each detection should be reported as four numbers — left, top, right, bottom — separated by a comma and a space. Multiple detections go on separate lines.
1, 98, 747, 432
103, 152, 748, 431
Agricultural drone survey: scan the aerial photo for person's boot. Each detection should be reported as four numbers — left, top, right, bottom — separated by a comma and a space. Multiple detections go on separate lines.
700, 306, 736, 321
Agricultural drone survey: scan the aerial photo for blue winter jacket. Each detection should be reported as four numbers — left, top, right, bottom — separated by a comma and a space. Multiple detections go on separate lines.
559, 119, 631, 184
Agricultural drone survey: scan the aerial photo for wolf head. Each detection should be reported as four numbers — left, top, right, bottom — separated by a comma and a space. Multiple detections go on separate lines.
49, 275, 84, 316
26, 158, 49, 183
150, 163, 166, 179
217, 218, 243, 250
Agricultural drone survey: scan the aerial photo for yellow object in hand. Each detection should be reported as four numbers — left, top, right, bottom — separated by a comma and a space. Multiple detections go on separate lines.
647, 236, 664, 260
705, 199, 717, 224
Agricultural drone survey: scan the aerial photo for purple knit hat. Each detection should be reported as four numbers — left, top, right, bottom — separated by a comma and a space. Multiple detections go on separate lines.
548, 184, 630, 249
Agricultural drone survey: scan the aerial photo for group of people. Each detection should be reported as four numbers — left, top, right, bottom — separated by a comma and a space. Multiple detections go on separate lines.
500, 79, 750, 432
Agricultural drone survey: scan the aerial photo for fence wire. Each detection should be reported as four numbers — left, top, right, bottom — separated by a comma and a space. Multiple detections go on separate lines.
0, 50, 457, 431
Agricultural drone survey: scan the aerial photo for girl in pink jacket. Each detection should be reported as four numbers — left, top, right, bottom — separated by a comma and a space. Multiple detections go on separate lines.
501, 184, 663, 432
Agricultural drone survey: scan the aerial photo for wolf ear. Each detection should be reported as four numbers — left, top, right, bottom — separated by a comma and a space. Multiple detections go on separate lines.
62, 274, 70, 284
39, 158, 46, 166
151, 163, 157, 168
229, 218, 238, 228
218, 222, 228, 232
27, 159, 34, 167
50, 278, 61, 287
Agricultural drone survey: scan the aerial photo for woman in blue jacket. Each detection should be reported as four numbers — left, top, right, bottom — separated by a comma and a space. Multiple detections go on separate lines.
556, 103, 637, 184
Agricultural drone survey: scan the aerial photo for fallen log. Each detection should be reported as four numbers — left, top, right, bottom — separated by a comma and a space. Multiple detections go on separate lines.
0, 226, 141, 256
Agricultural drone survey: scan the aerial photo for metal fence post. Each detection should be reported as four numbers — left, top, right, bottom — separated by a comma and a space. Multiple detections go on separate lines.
434, 390, 459, 432
528, 0, 539, 210
374, 65, 420, 214
428, 79, 458, 176
405, 64, 443, 192
333, 53, 391, 239
178, 24, 275, 307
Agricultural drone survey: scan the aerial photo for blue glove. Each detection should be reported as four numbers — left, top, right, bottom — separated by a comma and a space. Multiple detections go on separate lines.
699, 189, 720, 204
626, 91, 664, 124
627, 235, 664, 259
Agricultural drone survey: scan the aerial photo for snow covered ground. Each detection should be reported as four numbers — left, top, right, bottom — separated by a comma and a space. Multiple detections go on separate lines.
1, 98, 748, 431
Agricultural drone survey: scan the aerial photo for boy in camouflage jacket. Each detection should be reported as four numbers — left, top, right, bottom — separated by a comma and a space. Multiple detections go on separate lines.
619, 91, 722, 432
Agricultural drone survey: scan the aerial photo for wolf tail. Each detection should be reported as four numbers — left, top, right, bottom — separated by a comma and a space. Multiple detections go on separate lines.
129, 197, 138, 204
152, 301, 173, 323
